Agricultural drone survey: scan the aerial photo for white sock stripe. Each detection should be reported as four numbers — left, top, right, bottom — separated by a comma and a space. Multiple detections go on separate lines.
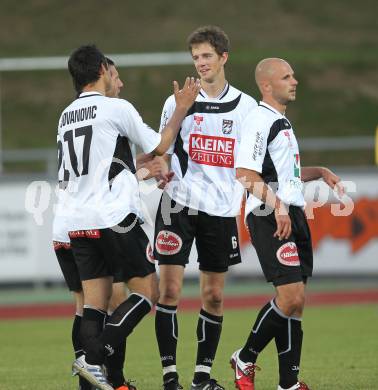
252, 306, 273, 334
107, 297, 145, 327
194, 365, 212, 374
172, 313, 178, 340
162, 365, 177, 375
199, 313, 222, 325
198, 317, 206, 343
156, 305, 177, 314
130, 292, 152, 308
270, 299, 290, 319
278, 318, 292, 355
75, 312, 83, 317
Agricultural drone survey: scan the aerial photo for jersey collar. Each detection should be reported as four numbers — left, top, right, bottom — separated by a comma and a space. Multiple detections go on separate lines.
78, 91, 104, 99
199, 82, 229, 100
259, 101, 285, 117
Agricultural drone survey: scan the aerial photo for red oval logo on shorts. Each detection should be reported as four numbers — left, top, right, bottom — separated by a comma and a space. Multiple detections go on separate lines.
155, 230, 182, 255
276, 242, 300, 266
146, 242, 156, 264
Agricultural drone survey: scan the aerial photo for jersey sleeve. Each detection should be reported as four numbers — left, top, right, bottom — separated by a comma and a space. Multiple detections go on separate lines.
235, 110, 269, 173
159, 95, 176, 155
117, 100, 161, 154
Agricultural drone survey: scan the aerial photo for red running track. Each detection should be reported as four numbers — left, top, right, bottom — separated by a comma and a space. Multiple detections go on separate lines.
1, 289, 377, 320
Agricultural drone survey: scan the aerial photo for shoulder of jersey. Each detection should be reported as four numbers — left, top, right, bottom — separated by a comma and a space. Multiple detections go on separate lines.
244, 104, 278, 128
227, 85, 257, 106
164, 94, 176, 106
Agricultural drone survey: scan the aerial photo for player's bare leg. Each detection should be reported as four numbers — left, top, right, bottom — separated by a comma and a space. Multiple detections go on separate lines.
127, 273, 160, 305
156, 265, 185, 389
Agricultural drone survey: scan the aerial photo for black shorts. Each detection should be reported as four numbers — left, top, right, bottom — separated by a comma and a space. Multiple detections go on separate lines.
153, 195, 241, 273
54, 242, 82, 292
247, 205, 313, 286
70, 214, 156, 282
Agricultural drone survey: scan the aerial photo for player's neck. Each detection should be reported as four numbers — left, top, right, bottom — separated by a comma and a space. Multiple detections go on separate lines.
201, 77, 227, 98
262, 97, 287, 114
82, 80, 106, 96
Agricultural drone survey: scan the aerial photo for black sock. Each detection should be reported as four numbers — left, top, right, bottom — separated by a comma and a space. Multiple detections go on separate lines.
193, 309, 223, 384
98, 294, 151, 363
72, 314, 84, 358
104, 313, 126, 387
80, 306, 107, 364
275, 316, 303, 389
106, 338, 126, 387
239, 300, 288, 363
72, 313, 93, 390
155, 303, 179, 382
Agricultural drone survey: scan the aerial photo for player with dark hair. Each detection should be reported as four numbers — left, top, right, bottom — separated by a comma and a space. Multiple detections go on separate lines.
54, 57, 165, 390
231, 58, 343, 390
153, 27, 257, 390
58, 44, 200, 390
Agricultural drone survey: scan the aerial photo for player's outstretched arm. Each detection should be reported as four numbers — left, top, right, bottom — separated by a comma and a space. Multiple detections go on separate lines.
236, 168, 291, 240
301, 166, 344, 197
153, 77, 201, 156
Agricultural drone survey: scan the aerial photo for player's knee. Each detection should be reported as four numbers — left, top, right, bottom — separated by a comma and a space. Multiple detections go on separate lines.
281, 295, 304, 316
202, 286, 224, 309
159, 283, 181, 304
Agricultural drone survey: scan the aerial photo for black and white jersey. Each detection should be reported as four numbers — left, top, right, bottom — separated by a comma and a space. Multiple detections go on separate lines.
160, 84, 257, 217
57, 91, 161, 230
236, 101, 305, 217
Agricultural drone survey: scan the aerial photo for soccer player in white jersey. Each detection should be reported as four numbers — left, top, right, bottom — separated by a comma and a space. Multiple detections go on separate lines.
153, 26, 257, 390
57, 44, 200, 390
53, 57, 167, 390
231, 58, 344, 390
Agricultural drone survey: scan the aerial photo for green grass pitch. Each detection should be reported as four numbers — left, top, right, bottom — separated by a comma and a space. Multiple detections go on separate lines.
0, 304, 377, 389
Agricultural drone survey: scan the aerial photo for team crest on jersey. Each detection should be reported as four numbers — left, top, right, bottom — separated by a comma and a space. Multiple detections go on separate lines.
155, 230, 182, 255
222, 119, 233, 134
193, 115, 203, 132
276, 242, 300, 266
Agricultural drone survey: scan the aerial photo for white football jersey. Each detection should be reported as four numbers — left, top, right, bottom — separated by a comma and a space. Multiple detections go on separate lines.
160, 84, 257, 217
57, 91, 161, 230
236, 101, 305, 217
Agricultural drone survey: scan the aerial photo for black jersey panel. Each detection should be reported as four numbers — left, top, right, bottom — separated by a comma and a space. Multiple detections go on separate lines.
261, 149, 278, 186
186, 94, 242, 116
267, 119, 292, 144
108, 135, 136, 189
173, 130, 189, 177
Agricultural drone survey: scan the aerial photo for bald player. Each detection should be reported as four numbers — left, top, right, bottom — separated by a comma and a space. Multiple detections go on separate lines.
230, 58, 343, 390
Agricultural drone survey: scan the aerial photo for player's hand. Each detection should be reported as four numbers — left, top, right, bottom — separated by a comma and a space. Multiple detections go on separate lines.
274, 200, 291, 240
321, 167, 344, 198
173, 77, 201, 111
136, 156, 167, 181
157, 171, 175, 189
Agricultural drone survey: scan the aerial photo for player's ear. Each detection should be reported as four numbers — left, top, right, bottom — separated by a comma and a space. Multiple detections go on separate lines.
221, 52, 229, 65
99, 63, 107, 76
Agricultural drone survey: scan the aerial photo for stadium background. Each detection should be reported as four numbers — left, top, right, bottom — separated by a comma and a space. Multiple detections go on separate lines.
0, 1, 377, 389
